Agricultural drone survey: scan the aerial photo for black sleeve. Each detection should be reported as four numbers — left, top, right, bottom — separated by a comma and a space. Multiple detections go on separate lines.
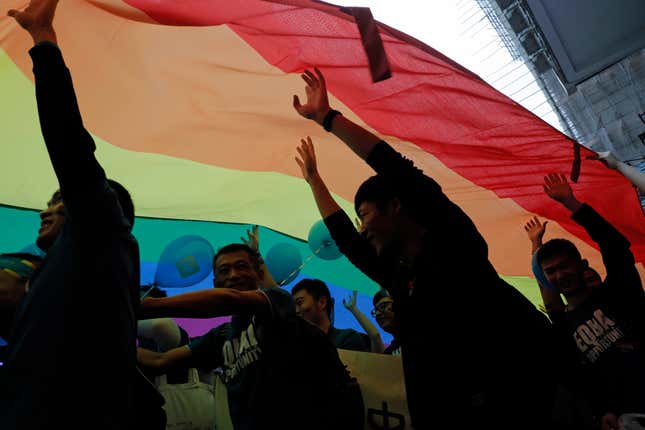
187, 325, 228, 370
256, 287, 297, 327
365, 141, 489, 258
324, 210, 386, 285
571, 204, 642, 296
29, 43, 130, 229
571, 204, 635, 273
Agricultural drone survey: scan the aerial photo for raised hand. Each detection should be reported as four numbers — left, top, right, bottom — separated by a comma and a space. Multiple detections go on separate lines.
292, 67, 331, 125
524, 216, 548, 247
295, 136, 320, 184
543, 173, 581, 212
342, 290, 358, 311
8, 0, 59, 43
241, 225, 260, 252
586, 151, 619, 170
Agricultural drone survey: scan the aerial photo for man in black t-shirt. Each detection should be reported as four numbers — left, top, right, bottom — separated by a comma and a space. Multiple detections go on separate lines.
138, 244, 363, 430
293, 68, 555, 429
1, 2, 146, 428
291, 278, 371, 351
536, 173, 645, 429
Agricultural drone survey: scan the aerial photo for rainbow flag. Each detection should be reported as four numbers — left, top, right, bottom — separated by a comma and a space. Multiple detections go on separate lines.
0, 0, 643, 320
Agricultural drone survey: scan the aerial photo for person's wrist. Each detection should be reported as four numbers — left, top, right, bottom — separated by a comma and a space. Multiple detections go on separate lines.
314, 107, 331, 125
30, 28, 57, 45
308, 173, 323, 186
321, 109, 342, 132
563, 196, 582, 212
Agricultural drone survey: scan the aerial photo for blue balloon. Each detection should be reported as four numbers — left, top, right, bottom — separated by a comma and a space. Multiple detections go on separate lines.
265, 243, 302, 286
307, 220, 342, 261
154, 235, 214, 289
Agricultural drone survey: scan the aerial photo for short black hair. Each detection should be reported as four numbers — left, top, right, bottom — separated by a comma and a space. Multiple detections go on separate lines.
354, 174, 399, 215
213, 243, 261, 273
107, 179, 135, 229
372, 289, 391, 306
535, 239, 582, 268
291, 278, 334, 319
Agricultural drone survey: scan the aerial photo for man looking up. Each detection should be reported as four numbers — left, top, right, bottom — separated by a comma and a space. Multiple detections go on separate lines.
293, 69, 555, 429
1, 1, 142, 427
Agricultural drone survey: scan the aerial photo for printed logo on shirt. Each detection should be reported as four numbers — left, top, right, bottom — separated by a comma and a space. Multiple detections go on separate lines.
221, 322, 262, 383
572, 309, 624, 364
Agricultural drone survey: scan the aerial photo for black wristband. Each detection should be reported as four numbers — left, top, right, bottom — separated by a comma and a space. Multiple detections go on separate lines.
322, 109, 342, 132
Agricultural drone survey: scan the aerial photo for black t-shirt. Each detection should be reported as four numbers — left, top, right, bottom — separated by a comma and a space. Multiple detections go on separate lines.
0, 44, 141, 429
329, 327, 371, 351
551, 204, 645, 416
325, 141, 555, 429
189, 287, 363, 430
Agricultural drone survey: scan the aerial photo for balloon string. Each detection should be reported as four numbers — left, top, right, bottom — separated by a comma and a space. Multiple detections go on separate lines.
278, 244, 326, 287
139, 283, 157, 300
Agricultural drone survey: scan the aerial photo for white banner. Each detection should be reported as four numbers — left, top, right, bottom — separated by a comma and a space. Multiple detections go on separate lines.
338, 349, 411, 430
212, 350, 410, 430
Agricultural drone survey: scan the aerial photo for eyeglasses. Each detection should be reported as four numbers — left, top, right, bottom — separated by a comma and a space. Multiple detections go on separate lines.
370, 301, 393, 317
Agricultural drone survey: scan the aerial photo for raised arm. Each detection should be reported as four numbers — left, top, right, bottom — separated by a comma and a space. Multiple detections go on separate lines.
293, 68, 488, 257
342, 291, 385, 353
293, 68, 380, 160
295, 137, 385, 284
295, 136, 342, 218
524, 216, 547, 255
139, 288, 270, 320
241, 226, 278, 289
9, 0, 127, 226
588, 151, 645, 193
543, 173, 635, 277
524, 217, 565, 315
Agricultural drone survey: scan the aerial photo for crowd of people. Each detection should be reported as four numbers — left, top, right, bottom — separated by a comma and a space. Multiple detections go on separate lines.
0, 1, 644, 429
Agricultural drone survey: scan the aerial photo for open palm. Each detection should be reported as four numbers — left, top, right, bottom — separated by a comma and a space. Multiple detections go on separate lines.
8, 0, 59, 33
543, 173, 573, 204
292, 68, 331, 124
295, 136, 320, 184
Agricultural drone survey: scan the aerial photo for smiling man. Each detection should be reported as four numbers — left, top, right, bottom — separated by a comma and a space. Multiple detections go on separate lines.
291, 278, 370, 351
138, 244, 364, 430
370, 289, 401, 355
293, 69, 556, 429
536, 173, 645, 429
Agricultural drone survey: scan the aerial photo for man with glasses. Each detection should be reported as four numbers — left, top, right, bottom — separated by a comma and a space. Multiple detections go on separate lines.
371, 290, 401, 355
